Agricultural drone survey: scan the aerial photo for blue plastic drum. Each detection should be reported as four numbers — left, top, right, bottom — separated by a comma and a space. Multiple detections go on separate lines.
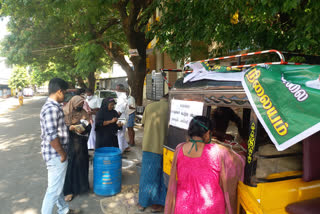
93, 147, 122, 196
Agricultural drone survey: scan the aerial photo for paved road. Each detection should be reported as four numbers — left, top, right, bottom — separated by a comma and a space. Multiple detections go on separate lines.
0, 97, 144, 214
0, 96, 43, 116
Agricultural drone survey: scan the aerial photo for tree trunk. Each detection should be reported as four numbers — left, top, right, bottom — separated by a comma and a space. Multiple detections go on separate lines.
126, 33, 147, 105
77, 77, 87, 89
100, 41, 147, 106
87, 71, 96, 91
191, 41, 208, 61
116, 55, 146, 106
69, 82, 76, 88
96, 1, 154, 105
128, 57, 146, 106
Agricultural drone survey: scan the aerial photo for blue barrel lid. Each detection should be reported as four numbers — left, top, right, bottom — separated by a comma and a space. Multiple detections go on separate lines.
95, 147, 121, 156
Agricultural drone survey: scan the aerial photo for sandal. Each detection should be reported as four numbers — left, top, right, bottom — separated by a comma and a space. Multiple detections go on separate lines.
64, 194, 73, 202
137, 204, 145, 211
124, 147, 131, 152
151, 208, 164, 213
151, 205, 164, 213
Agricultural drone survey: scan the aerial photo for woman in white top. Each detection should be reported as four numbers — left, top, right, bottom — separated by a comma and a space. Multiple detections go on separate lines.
85, 88, 101, 150
115, 84, 130, 153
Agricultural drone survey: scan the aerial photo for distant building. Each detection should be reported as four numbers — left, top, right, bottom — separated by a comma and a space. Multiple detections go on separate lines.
0, 57, 12, 98
98, 57, 130, 90
98, 76, 128, 90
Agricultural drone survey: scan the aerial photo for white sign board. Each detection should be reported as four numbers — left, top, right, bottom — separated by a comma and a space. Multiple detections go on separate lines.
169, 99, 204, 130
129, 49, 139, 56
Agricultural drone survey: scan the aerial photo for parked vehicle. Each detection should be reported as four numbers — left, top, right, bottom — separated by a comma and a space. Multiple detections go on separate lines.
95, 89, 117, 103
135, 106, 145, 124
162, 50, 320, 214
23, 88, 34, 97
62, 89, 82, 106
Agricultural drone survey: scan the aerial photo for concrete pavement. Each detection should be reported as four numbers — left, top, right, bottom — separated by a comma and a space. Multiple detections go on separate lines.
0, 97, 49, 214
0, 96, 44, 116
0, 97, 150, 214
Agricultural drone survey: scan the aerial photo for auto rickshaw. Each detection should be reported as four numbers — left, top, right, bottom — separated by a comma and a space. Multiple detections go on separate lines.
162, 50, 320, 213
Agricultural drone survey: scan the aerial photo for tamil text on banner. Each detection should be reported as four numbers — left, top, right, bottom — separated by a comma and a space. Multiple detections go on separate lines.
169, 99, 204, 130
242, 65, 320, 151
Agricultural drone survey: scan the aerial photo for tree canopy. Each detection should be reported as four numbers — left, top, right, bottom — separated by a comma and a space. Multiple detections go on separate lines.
3, 0, 318, 102
8, 66, 29, 90
1, 0, 112, 90
0, 0, 155, 104
150, 0, 320, 61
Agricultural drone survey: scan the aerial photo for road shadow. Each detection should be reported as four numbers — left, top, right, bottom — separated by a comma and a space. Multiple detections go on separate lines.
0, 98, 47, 214
0, 98, 146, 214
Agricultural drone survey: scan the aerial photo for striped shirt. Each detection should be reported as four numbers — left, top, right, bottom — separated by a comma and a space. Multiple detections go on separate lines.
40, 98, 69, 162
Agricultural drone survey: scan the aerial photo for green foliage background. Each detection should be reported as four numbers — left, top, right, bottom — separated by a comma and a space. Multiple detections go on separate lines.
149, 0, 320, 61
8, 66, 29, 90
2, 0, 320, 99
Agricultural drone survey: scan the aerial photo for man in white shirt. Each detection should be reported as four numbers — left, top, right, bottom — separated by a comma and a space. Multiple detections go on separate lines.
115, 84, 130, 153
126, 89, 136, 146
85, 88, 101, 150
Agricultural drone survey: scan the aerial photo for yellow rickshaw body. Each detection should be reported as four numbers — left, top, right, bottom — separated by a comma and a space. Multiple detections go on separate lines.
237, 177, 320, 213
163, 76, 320, 213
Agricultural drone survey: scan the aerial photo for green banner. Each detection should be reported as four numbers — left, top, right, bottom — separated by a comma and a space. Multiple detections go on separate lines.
200, 62, 242, 72
242, 65, 320, 151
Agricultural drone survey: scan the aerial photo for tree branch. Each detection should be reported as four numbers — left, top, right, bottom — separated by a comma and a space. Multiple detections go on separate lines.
98, 41, 133, 74
136, 0, 155, 38
98, 18, 120, 35
115, 0, 129, 21
77, 76, 88, 89
137, 17, 150, 32
115, 0, 130, 36
128, 0, 142, 30
145, 36, 153, 46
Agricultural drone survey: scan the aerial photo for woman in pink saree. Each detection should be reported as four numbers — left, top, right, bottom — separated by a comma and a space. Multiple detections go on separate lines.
165, 116, 245, 214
